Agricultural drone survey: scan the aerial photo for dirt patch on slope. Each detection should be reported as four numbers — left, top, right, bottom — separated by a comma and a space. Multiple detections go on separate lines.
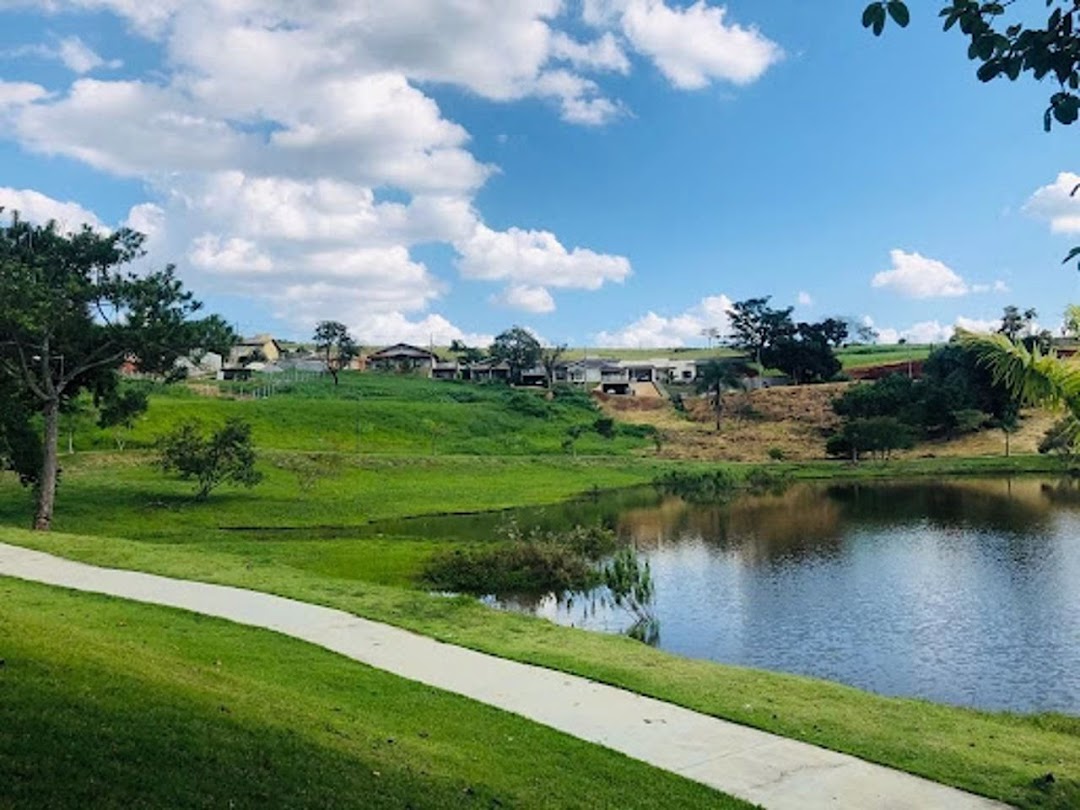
602, 383, 1057, 462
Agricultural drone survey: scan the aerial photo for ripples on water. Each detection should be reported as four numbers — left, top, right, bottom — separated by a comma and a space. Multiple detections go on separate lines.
454, 478, 1080, 714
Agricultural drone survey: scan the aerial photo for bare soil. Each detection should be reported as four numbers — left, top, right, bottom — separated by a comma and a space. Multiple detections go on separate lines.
601, 383, 1056, 462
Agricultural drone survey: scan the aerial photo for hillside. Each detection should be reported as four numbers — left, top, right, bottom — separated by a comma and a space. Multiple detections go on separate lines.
602, 383, 1056, 462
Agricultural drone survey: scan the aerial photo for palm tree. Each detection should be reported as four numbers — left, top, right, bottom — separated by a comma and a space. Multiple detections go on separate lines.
695, 359, 752, 431
957, 329, 1080, 431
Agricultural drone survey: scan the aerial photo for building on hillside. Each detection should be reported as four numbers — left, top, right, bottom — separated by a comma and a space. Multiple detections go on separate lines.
229, 334, 283, 365
431, 361, 461, 381
464, 360, 512, 383
367, 343, 440, 374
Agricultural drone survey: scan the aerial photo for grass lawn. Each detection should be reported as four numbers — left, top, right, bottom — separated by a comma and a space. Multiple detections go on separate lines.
836, 343, 933, 370
0, 577, 748, 809
4, 376, 1078, 808
3, 522, 1077, 810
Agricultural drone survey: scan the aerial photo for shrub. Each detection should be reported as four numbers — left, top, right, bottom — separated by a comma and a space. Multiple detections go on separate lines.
826, 416, 915, 462
654, 468, 739, 502
767, 446, 786, 461
593, 416, 616, 439
157, 417, 262, 499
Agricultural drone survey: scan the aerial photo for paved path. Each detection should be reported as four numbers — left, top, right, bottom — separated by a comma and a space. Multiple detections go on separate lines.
0, 542, 1007, 810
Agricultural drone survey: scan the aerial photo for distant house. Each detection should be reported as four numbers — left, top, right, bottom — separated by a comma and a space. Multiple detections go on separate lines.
229, 334, 283, 365
367, 343, 440, 374
431, 361, 461, 381
176, 351, 223, 379
464, 360, 512, 383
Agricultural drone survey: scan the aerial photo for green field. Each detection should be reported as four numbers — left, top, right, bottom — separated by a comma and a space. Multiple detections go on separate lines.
2, 376, 1078, 809
0, 577, 745, 809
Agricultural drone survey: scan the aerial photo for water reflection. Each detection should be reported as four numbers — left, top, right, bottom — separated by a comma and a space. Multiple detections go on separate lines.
406, 477, 1080, 715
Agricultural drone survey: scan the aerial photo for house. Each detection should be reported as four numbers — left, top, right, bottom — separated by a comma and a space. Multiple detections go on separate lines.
367, 343, 440, 374
229, 334, 283, 365
519, 366, 548, 387
465, 360, 512, 383
431, 361, 461, 381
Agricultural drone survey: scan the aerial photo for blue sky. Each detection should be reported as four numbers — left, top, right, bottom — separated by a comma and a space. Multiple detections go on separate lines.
0, 0, 1076, 348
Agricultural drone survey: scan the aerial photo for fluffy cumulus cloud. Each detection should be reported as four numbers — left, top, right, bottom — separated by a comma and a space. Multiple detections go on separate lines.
871, 250, 969, 298
0, 0, 780, 342
871, 315, 1001, 345
0, 186, 105, 230
594, 294, 733, 348
1024, 172, 1080, 234
492, 284, 557, 314
870, 249, 1007, 299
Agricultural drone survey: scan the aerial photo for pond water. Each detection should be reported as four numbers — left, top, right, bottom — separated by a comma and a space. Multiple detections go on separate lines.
372, 477, 1080, 714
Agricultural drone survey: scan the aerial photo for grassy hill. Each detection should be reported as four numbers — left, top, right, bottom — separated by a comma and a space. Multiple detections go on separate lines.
69, 373, 653, 456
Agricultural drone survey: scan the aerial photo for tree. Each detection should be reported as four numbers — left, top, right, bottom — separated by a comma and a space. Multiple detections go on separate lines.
539, 343, 567, 388
157, 417, 262, 500
0, 211, 229, 530
449, 339, 486, 364
863, 1, 1080, 131
1064, 303, 1080, 337
695, 359, 752, 431
726, 297, 795, 367
863, 1, 1080, 268
958, 329, 1080, 420
856, 323, 880, 344
97, 385, 149, 451
819, 317, 850, 348
826, 416, 916, 462
312, 320, 358, 385
490, 326, 541, 384
761, 322, 841, 384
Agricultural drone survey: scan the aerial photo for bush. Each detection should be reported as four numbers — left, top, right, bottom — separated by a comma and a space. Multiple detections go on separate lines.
826, 416, 915, 462
157, 417, 262, 499
593, 416, 616, 439
654, 468, 739, 502
504, 390, 551, 418
423, 543, 596, 595
1039, 418, 1080, 457
767, 446, 786, 461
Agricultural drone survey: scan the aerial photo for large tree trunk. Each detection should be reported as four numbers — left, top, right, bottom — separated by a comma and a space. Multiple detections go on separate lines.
33, 397, 61, 531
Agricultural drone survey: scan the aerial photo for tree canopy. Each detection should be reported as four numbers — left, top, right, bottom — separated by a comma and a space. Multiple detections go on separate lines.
489, 326, 541, 384
726, 297, 795, 367
312, 320, 359, 385
864, 1, 1080, 130
0, 211, 232, 529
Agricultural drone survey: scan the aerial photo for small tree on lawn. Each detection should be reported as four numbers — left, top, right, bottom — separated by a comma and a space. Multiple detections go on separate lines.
158, 417, 262, 500
313, 320, 359, 385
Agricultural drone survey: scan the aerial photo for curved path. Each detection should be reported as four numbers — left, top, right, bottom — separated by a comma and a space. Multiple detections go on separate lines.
0, 542, 1006, 810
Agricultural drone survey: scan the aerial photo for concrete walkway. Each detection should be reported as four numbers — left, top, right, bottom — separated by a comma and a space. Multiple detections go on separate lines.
0, 542, 1006, 810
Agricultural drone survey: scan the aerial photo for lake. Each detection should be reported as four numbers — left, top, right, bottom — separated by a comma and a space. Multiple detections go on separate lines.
373, 476, 1080, 714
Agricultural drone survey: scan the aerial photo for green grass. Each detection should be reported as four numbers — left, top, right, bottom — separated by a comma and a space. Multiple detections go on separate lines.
0, 577, 748, 809
72, 374, 650, 456
7, 377, 1078, 808
4, 523, 1077, 809
836, 343, 932, 370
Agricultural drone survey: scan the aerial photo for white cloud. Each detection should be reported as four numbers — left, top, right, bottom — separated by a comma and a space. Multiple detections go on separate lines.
617, 0, 782, 89
57, 36, 122, 73
0, 0, 781, 346
1023, 172, 1080, 234
594, 293, 733, 348
0, 80, 48, 108
189, 234, 273, 274
873, 315, 1001, 345
0, 186, 104, 230
872, 249, 970, 298
550, 31, 630, 73
492, 284, 556, 314
797, 290, 813, 307
350, 311, 493, 348
456, 223, 631, 291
